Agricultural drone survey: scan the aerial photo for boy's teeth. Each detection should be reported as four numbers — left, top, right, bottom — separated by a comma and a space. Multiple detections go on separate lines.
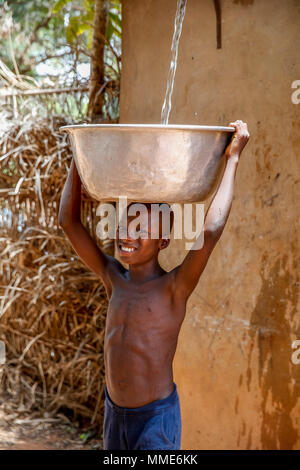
121, 246, 135, 252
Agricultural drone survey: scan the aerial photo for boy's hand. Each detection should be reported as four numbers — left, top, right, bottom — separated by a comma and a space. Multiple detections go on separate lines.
225, 120, 250, 160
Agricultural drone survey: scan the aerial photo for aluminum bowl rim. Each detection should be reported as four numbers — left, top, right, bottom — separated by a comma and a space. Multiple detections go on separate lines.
59, 123, 235, 133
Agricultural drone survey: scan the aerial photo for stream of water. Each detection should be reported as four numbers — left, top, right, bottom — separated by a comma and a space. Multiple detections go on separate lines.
160, 0, 188, 125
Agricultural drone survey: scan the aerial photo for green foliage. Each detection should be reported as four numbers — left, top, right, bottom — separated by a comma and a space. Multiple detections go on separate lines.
52, 0, 72, 13
107, 11, 121, 41
66, 15, 91, 44
1, 0, 121, 86
51, 0, 121, 47
1, 0, 72, 84
0, 0, 121, 121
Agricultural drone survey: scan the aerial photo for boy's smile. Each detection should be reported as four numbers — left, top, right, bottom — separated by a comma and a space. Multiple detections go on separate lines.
118, 241, 138, 255
117, 229, 158, 263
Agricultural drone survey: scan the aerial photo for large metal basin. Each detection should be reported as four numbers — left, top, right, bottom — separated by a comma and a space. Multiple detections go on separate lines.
59, 124, 234, 203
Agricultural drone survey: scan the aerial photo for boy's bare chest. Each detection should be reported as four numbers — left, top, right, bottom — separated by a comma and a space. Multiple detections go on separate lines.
108, 282, 173, 324
104, 278, 185, 356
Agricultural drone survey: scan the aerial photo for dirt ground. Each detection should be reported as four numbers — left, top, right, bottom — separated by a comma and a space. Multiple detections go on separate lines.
0, 407, 103, 450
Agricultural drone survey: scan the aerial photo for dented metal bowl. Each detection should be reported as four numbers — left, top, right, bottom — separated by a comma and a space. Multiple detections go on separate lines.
59, 124, 234, 203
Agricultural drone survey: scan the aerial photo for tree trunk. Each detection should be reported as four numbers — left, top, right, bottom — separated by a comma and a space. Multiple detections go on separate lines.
88, 0, 115, 256
87, 0, 110, 121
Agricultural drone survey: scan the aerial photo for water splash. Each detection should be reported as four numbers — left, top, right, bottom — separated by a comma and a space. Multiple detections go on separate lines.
161, 0, 188, 125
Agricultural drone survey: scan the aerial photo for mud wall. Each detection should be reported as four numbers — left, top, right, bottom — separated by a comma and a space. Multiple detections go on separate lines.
119, 0, 300, 449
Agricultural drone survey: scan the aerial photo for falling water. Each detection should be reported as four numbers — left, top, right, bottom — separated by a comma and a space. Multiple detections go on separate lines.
160, 0, 188, 125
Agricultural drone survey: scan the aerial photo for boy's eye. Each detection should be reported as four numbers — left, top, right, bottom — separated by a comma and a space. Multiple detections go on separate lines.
139, 230, 150, 239
118, 227, 128, 236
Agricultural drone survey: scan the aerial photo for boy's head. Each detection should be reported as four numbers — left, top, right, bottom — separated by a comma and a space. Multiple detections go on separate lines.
116, 202, 174, 265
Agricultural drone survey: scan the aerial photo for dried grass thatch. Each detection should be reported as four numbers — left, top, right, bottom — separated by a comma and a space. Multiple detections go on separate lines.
0, 111, 109, 434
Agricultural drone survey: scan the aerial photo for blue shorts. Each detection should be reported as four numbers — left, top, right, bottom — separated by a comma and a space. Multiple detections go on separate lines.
103, 383, 181, 450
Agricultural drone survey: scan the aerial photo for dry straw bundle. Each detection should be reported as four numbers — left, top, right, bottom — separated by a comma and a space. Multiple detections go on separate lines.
0, 110, 109, 433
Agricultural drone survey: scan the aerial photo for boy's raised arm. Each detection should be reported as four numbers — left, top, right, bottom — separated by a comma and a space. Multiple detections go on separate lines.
172, 120, 250, 300
58, 158, 115, 297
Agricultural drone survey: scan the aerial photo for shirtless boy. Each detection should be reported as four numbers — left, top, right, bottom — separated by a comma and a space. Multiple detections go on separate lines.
58, 120, 249, 450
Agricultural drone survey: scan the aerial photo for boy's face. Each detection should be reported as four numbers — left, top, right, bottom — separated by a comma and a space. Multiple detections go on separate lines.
116, 205, 170, 265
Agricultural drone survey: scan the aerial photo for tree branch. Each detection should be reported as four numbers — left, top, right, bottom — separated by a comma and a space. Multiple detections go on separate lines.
22, 13, 54, 60
21, 52, 72, 75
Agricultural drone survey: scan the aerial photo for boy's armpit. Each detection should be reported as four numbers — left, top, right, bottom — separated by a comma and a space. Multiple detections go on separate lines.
171, 230, 219, 300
